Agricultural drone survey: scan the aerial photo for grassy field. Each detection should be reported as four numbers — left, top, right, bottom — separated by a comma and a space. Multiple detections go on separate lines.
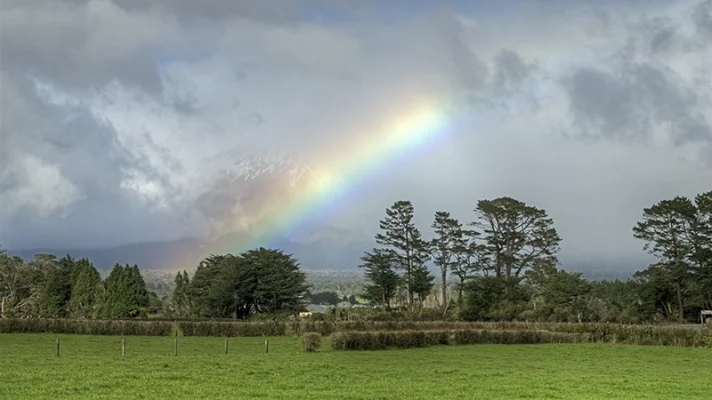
1, 334, 711, 399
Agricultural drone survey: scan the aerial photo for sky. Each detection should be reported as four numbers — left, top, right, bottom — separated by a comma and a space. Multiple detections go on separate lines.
1, 0, 711, 270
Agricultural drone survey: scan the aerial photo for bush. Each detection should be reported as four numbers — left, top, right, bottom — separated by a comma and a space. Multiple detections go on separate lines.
302, 333, 321, 352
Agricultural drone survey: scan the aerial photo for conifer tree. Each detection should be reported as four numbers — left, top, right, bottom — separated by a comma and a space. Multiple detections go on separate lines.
431, 211, 460, 307
359, 249, 400, 310
69, 260, 101, 317
633, 196, 697, 321
376, 200, 432, 309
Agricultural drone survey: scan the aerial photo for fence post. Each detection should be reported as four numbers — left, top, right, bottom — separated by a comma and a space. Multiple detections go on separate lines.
56, 338, 60, 357
225, 338, 229, 355
174, 338, 178, 356
121, 338, 126, 359
264, 339, 269, 353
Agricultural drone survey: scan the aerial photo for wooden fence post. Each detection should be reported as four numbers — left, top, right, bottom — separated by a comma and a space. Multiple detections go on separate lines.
56, 338, 60, 357
121, 338, 126, 359
174, 338, 178, 356
225, 339, 229, 355
264, 339, 269, 353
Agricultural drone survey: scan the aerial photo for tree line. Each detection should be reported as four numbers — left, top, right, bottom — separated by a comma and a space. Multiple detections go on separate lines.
0, 253, 156, 319
360, 191, 711, 323
2, 190, 710, 323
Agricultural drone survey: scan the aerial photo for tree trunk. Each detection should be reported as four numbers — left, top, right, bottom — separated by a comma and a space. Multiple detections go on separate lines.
381, 291, 386, 312
674, 279, 684, 321
1, 297, 4, 318
457, 278, 464, 307
441, 269, 447, 309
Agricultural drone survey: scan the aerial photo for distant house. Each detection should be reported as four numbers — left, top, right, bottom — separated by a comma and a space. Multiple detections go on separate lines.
306, 304, 329, 314
336, 301, 352, 309
702, 310, 712, 325
298, 311, 313, 318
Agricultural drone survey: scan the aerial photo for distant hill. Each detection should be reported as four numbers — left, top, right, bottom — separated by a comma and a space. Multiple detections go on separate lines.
7, 226, 650, 281
8, 226, 374, 273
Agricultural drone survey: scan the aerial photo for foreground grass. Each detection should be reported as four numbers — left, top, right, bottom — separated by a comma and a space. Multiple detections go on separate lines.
1, 334, 710, 399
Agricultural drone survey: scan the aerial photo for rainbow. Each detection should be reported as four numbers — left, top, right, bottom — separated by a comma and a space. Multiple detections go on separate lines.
245, 101, 450, 250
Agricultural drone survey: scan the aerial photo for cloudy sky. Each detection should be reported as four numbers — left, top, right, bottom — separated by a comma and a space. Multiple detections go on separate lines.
1, 0, 710, 269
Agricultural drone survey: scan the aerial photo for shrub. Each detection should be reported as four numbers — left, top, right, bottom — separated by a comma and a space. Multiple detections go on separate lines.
302, 333, 321, 352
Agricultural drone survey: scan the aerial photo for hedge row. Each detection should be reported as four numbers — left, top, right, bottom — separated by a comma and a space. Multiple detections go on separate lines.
177, 321, 293, 337
1, 318, 708, 347
331, 330, 452, 350
330, 329, 588, 350
0, 318, 174, 336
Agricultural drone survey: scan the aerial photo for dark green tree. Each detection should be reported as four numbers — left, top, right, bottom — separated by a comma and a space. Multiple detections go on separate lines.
450, 229, 485, 306
69, 259, 102, 317
307, 291, 340, 306
39, 265, 72, 317
460, 275, 528, 321
103, 264, 149, 318
411, 263, 435, 305
187, 254, 226, 317
0, 249, 30, 318
430, 211, 459, 308
359, 249, 400, 311
525, 263, 590, 322
188, 248, 308, 319
376, 200, 432, 309
633, 196, 696, 321
691, 191, 712, 310
172, 270, 191, 316
34, 254, 72, 317
472, 197, 561, 279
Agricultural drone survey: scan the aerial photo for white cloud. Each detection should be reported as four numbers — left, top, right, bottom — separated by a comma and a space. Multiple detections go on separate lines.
0, 154, 84, 218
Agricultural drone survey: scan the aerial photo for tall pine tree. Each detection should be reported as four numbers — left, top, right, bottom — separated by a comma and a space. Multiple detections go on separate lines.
430, 211, 460, 308
376, 200, 432, 309
633, 196, 697, 321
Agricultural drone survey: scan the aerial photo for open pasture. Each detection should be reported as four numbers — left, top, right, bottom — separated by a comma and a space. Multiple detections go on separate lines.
1, 334, 711, 399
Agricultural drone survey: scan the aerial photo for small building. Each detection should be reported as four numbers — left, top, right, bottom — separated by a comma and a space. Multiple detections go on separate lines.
298, 311, 313, 318
701, 310, 712, 325
306, 304, 330, 314
336, 301, 352, 309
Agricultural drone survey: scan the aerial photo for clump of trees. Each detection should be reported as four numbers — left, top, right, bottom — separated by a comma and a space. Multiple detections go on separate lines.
170, 248, 308, 319
3, 190, 710, 325
360, 191, 712, 324
632, 192, 712, 322
0, 252, 149, 319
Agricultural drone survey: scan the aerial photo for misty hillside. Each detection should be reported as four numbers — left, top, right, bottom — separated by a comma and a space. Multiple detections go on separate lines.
7, 229, 648, 281
7, 226, 374, 273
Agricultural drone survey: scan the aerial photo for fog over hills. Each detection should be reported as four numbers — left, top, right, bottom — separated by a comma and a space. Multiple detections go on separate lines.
7, 226, 650, 281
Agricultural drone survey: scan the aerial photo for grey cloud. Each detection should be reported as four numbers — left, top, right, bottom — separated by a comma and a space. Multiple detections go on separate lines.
431, 8, 488, 98
565, 63, 710, 147
493, 49, 535, 92
115, 0, 304, 24
0, 0, 172, 93
693, 0, 712, 38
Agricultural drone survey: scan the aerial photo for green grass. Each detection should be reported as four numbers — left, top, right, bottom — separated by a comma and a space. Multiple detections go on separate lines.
1, 334, 711, 399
